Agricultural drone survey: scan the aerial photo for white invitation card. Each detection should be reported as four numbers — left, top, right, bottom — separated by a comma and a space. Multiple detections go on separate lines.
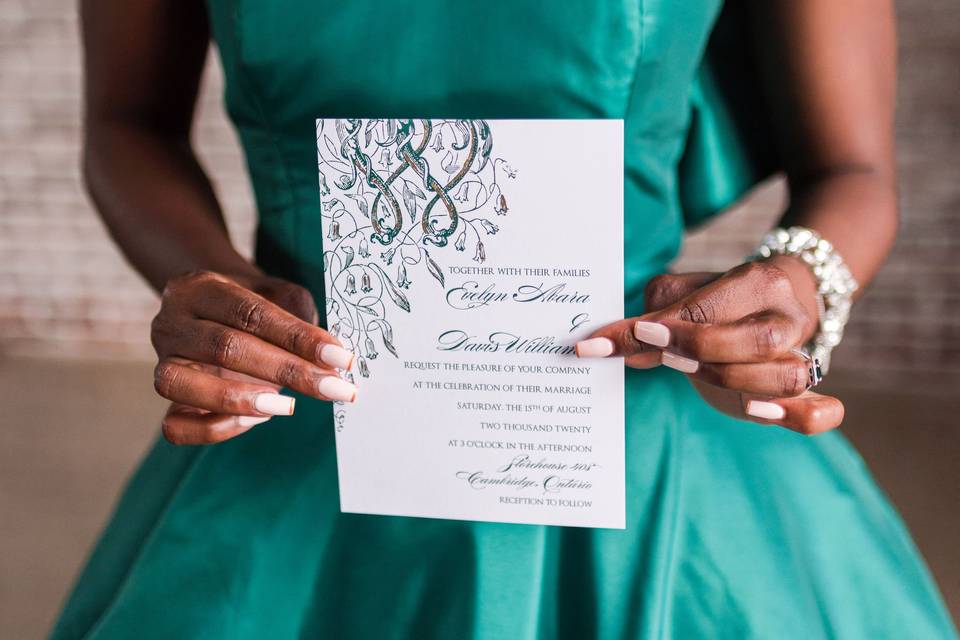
316, 118, 624, 528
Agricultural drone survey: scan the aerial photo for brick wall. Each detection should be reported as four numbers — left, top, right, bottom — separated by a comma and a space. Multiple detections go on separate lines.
0, 1, 255, 359
1, 1, 957, 389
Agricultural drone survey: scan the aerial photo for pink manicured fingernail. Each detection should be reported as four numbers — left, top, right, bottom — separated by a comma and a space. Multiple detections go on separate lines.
633, 321, 670, 347
319, 344, 355, 371
575, 337, 615, 358
661, 351, 699, 373
746, 400, 786, 421
318, 376, 357, 402
254, 392, 296, 416
238, 415, 272, 428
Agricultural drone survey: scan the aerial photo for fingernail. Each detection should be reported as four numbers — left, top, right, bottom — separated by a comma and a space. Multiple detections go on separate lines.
746, 400, 786, 421
238, 415, 272, 428
633, 321, 670, 347
318, 376, 358, 402
319, 344, 355, 371
575, 337, 615, 358
661, 351, 699, 373
254, 392, 296, 416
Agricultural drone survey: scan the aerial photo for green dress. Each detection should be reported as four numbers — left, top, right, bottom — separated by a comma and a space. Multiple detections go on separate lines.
52, 1, 956, 638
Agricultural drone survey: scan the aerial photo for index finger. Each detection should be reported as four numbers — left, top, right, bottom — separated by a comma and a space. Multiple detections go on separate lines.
575, 317, 663, 370
641, 310, 805, 364
186, 278, 355, 371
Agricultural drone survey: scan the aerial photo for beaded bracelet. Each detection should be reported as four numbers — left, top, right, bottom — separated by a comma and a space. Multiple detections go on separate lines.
749, 226, 858, 375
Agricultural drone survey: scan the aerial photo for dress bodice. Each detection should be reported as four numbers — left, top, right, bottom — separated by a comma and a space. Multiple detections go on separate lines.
205, 0, 723, 315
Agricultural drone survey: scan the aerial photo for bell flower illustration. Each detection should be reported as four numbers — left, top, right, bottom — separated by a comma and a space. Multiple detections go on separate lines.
357, 357, 370, 378
359, 237, 370, 258
473, 241, 486, 263
454, 230, 466, 252
381, 247, 396, 265
397, 262, 411, 288
342, 246, 354, 268
379, 148, 393, 171
319, 174, 330, 196
453, 183, 470, 203
344, 272, 357, 295
364, 336, 378, 360
480, 219, 499, 235
327, 220, 341, 240
360, 272, 373, 293
495, 193, 508, 215
429, 131, 444, 152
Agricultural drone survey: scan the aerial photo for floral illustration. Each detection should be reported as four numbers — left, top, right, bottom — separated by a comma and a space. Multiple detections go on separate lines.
316, 118, 515, 390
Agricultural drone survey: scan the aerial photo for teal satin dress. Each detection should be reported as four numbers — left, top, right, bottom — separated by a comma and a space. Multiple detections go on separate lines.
52, 2, 956, 638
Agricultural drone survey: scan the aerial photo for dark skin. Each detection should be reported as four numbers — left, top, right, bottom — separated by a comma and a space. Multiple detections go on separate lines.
584, 0, 897, 433
81, 0, 897, 443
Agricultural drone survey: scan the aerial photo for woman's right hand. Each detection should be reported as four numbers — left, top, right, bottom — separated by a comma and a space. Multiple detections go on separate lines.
150, 270, 357, 445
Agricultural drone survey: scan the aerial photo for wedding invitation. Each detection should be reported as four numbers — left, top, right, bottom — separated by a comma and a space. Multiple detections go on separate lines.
316, 118, 624, 528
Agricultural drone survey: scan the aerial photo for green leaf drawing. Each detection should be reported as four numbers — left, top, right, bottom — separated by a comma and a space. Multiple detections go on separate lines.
441, 150, 457, 174
324, 135, 342, 161
402, 181, 418, 223
364, 120, 377, 146
370, 263, 411, 312
346, 194, 369, 218
424, 250, 444, 287
367, 318, 398, 358
403, 179, 426, 199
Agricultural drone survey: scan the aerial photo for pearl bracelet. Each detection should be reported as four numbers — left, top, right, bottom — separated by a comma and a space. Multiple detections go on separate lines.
749, 226, 858, 375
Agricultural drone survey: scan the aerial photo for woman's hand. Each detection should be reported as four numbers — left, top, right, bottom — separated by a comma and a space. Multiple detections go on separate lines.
150, 271, 357, 445
575, 257, 845, 435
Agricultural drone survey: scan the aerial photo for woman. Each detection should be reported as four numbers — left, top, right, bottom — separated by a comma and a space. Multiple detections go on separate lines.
53, 0, 956, 638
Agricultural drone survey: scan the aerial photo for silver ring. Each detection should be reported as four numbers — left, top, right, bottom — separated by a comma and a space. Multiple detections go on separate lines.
791, 347, 823, 389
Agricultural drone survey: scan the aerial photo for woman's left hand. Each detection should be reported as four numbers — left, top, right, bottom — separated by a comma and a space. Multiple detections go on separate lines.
576, 256, 845, 435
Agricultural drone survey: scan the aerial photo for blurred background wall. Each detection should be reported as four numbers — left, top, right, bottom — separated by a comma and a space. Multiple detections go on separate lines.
0, 1, 957, 637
